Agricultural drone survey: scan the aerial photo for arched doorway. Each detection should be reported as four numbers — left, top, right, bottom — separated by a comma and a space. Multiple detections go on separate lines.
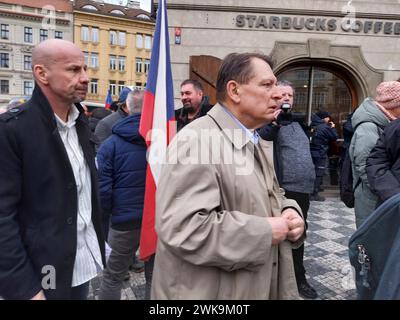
277, 62, 357, 139
277, 62, 357, 193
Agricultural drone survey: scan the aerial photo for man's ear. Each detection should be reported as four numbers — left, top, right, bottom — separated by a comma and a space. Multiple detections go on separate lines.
226, 80, 240, 103
33, 65, 49, 85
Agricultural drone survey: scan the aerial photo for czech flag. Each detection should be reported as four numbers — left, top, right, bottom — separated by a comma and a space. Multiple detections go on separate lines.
139, 0, 175, 261
104, 89, 112, 110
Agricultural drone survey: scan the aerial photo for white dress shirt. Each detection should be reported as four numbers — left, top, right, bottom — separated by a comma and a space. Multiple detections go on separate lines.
54, 105, 103, 287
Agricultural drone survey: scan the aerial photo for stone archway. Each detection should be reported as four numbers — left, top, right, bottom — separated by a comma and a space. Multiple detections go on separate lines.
270, 39, 384, 104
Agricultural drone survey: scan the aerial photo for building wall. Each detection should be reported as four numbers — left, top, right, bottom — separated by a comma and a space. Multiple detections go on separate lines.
74, 10, 154, 105
0, 0, 73, 102
164, 0, 400, 106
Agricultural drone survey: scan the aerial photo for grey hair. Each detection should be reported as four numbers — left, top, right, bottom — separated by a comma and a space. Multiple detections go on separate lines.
126, 89, 144, 114
276, 80, 295, 94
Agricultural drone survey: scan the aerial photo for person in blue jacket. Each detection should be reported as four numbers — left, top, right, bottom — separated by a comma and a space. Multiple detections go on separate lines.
96, 89, 150, 299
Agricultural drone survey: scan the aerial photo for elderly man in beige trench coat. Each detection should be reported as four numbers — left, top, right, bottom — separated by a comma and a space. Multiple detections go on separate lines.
151, 52, 305, 300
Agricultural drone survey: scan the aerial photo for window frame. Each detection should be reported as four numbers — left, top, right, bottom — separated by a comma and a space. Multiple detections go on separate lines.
0, 52, 10, 68
1, 24, 9, 40
24, 55, 32, 70
0, 79, 9, 94
24, 81, 33, 95
39, 29, 48, 42
24, 27, 33, 43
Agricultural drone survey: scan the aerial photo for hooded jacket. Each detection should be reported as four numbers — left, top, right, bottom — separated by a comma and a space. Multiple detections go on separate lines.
349, 97, 389, 227
97, 113, 147, 229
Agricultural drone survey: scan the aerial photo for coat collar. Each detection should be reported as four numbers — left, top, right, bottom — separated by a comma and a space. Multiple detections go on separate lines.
30, 83, 87, 130
207, 103, 252, 150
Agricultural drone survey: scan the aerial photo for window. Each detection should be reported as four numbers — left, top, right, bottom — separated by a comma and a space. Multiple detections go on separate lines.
144, 35, 152, 50
135, 82, 142, 88
136, 34, 143, 48
24, 55, 32, 70
83, 51, 89, 66
82, 5, 98, 11
137, 14, 150, 20
313, 92, 327, 109
109, 80, 116, 95
109, 55, 117, 70
119, 31, 126, 46
1, 24, 9, 40
91, 52, 98, 69
110, 9, 124, 15
81, 26, 89, 41
90, 79, 98, 94
144, 59, 150, 74
40, 29, 48, 42
0, 80, 9, 94
0, 53, 9, 68
118, 81, 125, 94
55, 31, 63, 39
118, 56, 125, 71
24, 81, 33, 95
135, 58, 142, 73
24, 27, 33, 43
92, 27, 99, 43
109, 30, 117, 45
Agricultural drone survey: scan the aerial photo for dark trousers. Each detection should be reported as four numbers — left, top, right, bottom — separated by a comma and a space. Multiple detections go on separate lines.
70, 281, 90, 300
144, 254, 155, 300
312, 157, 327, 195
284, 190, 310, 284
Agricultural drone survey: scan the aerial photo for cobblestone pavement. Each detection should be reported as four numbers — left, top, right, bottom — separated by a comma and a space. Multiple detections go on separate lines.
88, 197, 357, 300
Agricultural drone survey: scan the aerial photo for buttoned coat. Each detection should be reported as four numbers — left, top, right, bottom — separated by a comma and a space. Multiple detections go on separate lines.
151, 103, 303, 300
0, 85, 105, 300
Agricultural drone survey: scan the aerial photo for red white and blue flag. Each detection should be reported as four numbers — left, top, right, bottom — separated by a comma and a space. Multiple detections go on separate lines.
139, 0, 175, 261
104, 89, 113, 110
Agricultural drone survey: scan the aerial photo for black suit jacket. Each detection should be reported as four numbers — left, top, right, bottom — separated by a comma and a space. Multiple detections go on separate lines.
0, 85, 105, 299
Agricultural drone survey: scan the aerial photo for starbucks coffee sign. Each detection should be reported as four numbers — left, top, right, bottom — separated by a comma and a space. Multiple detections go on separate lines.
235, 15, 400, 35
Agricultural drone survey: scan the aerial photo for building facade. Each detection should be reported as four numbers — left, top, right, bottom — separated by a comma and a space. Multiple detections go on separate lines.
0, 0, 73, 103
164, 0, 400, 128
73, 0, 154, 106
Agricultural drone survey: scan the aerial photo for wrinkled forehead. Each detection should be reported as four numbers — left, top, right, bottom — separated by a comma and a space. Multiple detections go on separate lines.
248, 58, 276, 83
277, 85, 293, 95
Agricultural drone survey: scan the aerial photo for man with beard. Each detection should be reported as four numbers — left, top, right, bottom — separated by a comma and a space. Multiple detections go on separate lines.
175, 79, 213, 131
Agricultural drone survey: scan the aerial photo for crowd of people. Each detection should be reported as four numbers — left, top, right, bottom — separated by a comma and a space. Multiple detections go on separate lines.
0, 39, 399, 300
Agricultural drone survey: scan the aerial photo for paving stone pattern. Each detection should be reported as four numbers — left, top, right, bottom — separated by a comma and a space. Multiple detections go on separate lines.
89, 197, 357, 300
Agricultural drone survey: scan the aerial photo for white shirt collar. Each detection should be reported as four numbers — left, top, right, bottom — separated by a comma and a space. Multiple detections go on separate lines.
54, 104, 80, 130
221, 104, 260, 144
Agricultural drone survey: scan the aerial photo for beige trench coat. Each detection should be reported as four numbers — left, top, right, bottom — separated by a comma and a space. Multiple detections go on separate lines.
151, 103, 304, 300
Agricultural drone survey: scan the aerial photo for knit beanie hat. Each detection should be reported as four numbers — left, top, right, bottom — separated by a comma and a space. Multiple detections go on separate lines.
375, 81, 400, 109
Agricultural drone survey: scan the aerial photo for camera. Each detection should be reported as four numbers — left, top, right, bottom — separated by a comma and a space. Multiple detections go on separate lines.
281, 103, 291, 112
277, 103, 293, 126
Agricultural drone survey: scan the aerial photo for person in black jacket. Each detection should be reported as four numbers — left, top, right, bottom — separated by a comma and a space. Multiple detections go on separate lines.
310, 111, 338, 201
367, 119, 400, 206
175, 79, 213, 131
0, 39, 105, 300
